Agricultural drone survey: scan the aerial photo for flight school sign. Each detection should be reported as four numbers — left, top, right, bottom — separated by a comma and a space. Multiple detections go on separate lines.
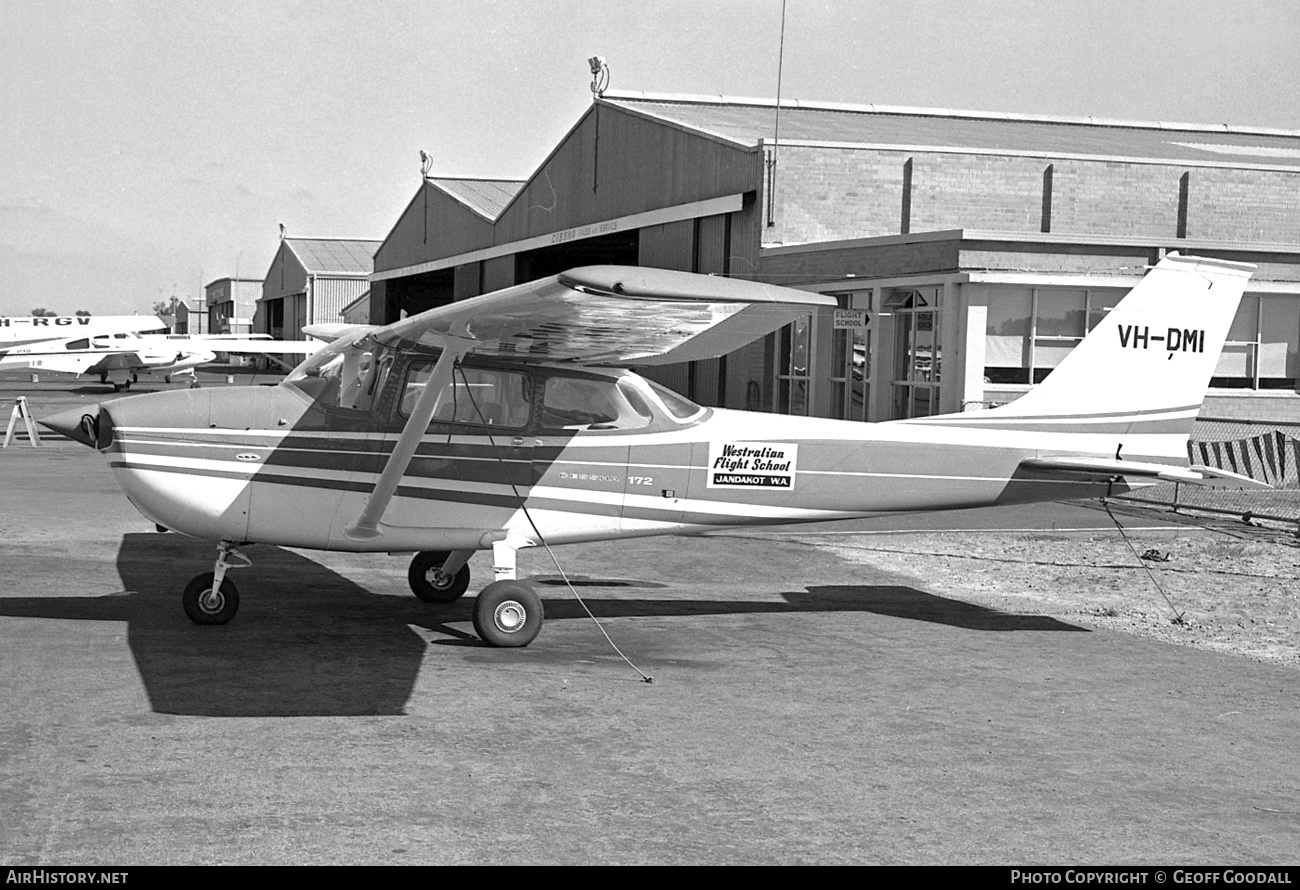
707, 441, 798, 490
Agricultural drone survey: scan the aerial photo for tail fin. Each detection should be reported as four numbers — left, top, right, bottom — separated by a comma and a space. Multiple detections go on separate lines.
996, 254, 1252, 420
986, 253, 1250, 434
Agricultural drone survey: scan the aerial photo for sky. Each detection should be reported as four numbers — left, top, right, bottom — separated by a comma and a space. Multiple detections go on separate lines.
2, 0, 1299, 316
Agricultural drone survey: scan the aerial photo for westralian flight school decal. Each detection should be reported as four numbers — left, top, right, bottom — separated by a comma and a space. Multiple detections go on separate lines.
707, 441, 798, 489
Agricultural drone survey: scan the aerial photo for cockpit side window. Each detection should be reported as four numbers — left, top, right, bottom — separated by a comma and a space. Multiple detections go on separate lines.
401, 363, 532, 429
540, 374, 654, 431
339, 351, 391, 411
645, 379, 705, 422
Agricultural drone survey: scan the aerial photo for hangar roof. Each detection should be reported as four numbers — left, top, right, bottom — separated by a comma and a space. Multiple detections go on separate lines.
429, 177, 525, 220
283, 238, 382, 276
600, 91, 1300, 169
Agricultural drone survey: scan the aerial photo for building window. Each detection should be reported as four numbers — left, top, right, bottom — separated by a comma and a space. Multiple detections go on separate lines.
889, 287, 942, 419
984, 285, 1299, 392
1212, 294, 1300, 390
983, 286, 1124, 384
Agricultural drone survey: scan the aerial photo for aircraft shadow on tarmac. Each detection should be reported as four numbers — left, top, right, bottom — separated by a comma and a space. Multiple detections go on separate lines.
0, 533, 1084, 718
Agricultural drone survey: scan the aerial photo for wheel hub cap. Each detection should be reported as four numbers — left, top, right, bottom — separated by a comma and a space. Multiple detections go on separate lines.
199, 589, 224, 614
494, 601, 526, 633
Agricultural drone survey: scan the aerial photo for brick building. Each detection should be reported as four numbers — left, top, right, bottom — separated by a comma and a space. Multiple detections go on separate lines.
370, 91, 1300, 423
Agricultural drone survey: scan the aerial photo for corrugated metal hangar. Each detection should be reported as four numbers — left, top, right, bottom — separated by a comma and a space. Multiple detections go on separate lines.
368, 90, 1300, 424
258, 236, 380, 339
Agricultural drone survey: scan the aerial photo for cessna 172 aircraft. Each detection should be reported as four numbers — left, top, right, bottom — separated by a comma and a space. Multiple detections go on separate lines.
1, 324, 323, 390
42, 254, 1260, 647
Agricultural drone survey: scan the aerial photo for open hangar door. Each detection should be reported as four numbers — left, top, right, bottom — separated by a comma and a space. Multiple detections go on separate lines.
385, 268, 455, 321
514, 229, 640, 282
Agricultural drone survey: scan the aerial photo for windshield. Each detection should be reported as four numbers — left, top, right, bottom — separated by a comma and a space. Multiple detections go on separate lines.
285, 336, 391, 411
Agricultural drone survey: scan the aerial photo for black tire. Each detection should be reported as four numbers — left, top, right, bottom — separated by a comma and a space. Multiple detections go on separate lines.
473, 580, 544, 648
183, 572, 239, 625
408, 551, 471, 603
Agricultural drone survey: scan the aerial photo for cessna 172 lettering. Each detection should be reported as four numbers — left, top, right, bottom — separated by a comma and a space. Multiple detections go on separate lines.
1, 319, 323, 390
42, 254, 1261, 647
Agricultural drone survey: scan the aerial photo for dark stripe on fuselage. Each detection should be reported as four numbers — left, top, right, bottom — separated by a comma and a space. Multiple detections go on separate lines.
106, 458, 624, 517
902, 418, 1195, 435
113, 435, 616, 488
904, 404, 1201, 435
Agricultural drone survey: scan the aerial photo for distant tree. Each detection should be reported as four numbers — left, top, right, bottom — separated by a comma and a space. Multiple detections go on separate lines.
30, 307, 57, 317
152, 296, 182, 318
75, 309, 91, 316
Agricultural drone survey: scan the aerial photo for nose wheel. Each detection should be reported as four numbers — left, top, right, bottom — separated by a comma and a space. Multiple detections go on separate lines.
183, 541, 249, 625
183, 573, 240, 625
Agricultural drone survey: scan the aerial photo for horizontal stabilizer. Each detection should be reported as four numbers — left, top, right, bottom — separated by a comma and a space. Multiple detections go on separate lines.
1186, 464, 1275, 489
1020, 456, 1272, 489
1019, 454, 1263, 488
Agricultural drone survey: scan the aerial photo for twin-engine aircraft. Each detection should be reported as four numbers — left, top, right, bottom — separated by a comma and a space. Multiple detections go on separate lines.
1, 320, 323, 391
0, 314, 170, 379
43, 254, 1259, 647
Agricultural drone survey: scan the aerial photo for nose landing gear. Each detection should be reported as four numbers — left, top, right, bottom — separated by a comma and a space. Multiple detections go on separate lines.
182, 541, 250, 625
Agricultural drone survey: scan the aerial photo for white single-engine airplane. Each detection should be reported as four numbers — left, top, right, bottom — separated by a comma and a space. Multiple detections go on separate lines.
2, 326, 324, 390
43, 254, 1261, 647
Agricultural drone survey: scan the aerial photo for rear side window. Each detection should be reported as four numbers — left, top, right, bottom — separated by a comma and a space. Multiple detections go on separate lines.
402, 364, 532, 429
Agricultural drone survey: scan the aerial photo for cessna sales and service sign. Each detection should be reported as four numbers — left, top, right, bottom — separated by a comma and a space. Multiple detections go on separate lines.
707, 441, 798, 490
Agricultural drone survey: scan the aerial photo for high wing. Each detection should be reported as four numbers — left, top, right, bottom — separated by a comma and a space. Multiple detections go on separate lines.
302, 323, 372, 342
342, 266, 834, 541
157, 336, 324, 356
372, 265, 837, 365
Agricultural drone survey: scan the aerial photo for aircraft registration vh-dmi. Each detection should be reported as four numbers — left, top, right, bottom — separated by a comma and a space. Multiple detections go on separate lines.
42, 254, 1264, 647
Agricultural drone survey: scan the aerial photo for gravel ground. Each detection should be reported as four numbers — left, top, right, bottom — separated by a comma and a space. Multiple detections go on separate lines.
803, 518, 1300, 669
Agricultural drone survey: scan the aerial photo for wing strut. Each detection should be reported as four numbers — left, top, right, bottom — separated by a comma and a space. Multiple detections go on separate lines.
345, 336, 475, 541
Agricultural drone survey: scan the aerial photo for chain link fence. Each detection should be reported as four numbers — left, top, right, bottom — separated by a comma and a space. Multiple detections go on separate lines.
1117, 417, 1300, 529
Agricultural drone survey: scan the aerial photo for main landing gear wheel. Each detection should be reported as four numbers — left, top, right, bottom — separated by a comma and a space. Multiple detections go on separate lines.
183, 572, 240, 625
408, 551, 471, 603
473, 580, 544, 648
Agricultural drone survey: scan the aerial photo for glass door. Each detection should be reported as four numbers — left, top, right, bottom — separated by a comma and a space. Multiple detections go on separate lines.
774, 313, 813, 415
889, 288, 942, 419
826, 291, 872, 421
